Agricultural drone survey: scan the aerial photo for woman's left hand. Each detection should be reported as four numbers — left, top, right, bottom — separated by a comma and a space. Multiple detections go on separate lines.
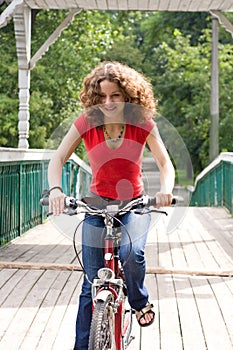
155, 192, 173, 208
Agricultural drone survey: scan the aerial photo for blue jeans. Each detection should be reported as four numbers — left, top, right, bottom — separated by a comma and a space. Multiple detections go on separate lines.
73, 210, 151, 350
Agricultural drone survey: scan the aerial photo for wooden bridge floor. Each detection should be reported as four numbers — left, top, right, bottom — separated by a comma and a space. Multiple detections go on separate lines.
0, 205, 232, 350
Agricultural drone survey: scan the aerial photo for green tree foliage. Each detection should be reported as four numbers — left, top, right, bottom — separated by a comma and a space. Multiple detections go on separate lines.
0, 22, 18, 147
144, 29, 212, 172
103, 11, 147, 71
140, 11, 210, 47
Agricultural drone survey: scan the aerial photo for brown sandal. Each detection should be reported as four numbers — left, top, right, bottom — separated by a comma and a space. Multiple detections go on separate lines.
136, 303, 155, 327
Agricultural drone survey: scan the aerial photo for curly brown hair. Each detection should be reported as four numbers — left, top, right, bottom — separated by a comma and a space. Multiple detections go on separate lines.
79, 61, 157, 125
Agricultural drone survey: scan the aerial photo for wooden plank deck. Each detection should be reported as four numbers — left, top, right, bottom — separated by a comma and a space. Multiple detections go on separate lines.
0, 206, 233, 350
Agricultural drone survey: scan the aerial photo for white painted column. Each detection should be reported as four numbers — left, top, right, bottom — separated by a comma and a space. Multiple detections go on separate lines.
13, 5, 31, 149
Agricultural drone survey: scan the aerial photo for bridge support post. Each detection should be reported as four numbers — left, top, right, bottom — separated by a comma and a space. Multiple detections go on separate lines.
13, 5, 31, 149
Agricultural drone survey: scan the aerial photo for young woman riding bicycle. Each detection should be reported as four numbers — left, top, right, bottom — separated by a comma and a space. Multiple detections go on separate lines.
48, 61, 175, 350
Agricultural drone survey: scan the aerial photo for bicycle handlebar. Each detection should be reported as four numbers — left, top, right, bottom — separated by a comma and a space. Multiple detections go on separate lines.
40, 193, 176, 215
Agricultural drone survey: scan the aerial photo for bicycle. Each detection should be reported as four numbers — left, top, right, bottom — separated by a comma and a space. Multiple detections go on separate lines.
41, 193, 174, 350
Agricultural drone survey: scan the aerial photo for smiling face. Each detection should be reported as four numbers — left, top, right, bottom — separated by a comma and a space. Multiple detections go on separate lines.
99, 80, 125, 122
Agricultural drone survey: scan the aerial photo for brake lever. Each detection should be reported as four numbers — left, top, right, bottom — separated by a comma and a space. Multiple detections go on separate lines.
46, 207, 78, 217
148, 209, 168, 216
133, 208, 168, 216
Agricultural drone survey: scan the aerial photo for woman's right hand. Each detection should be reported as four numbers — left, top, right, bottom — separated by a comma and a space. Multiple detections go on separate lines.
49, 189, 66, 216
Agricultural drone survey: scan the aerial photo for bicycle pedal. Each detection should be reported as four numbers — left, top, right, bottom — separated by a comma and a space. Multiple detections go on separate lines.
125, 309, 131, 313
126, 335, 135, 347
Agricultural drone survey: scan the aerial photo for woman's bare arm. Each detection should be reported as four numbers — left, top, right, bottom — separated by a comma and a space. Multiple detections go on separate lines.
48, 124, 82, 215
146, 125, 175, 207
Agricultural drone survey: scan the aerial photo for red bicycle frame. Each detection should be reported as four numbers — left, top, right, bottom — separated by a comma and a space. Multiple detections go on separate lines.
104, 234, 123, 349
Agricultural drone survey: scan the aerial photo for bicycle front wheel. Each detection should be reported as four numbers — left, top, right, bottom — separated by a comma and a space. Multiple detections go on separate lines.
88, 294, 116, 350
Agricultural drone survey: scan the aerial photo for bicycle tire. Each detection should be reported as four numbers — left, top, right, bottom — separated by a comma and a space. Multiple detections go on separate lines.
88, 295, 116, 350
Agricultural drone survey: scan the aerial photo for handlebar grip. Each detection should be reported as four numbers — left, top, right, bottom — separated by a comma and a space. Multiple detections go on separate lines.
147, 196, 157, 206
40, 195, 77, 208
146, 196, 176, 206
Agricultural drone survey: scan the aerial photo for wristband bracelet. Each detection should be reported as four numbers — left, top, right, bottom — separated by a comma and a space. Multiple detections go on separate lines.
48, 186, 63, 195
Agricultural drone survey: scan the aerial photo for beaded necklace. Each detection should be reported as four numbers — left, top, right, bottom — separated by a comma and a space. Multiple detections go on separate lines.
103, 125, 125, 143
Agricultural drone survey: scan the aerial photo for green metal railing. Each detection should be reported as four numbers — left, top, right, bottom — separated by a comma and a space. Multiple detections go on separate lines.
190, 153, 233, 214
0, 154, 91, 246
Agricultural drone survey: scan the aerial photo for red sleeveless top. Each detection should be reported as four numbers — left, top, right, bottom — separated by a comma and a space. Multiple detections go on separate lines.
74, 114, 154, 200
